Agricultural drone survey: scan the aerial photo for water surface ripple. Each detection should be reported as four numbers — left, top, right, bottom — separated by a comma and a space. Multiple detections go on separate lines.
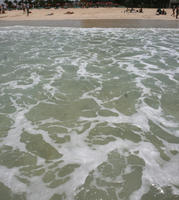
0, 27, 179, 200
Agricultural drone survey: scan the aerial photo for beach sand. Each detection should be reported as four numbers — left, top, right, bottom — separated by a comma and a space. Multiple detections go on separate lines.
0, 8, 178, 21
0, 8, 179, 28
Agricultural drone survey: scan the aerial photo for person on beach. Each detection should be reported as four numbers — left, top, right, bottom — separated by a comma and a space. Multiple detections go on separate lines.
176, 6, 179, 19
26, 3, 30, 16
161, 9, 167, 15
171, 6, 175, 16
156, 8, 162, 15
22, 3, 26, 14
130, 8, 135, 13
124, 7, 129, 13
1, 4, 5, 14
65, 11, 74, 14
139, 7, 143, 13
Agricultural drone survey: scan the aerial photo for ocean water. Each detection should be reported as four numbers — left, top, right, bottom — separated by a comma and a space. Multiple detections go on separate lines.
0, 26, 179, 200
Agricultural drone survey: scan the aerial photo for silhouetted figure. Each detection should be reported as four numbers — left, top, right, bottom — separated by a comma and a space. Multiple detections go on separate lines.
26, 3, 29, 16
22, 3, 25, 14
176, 6, 179, 19
1, 4, 5, 14
139, 7, 143, 13
161, 9, 167, 15
156, 8, 162, 15
171, 6, 175, 16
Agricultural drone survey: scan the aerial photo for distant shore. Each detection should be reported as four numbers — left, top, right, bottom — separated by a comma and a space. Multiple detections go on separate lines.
0, 8, 179, 28
0, 8, 178, 21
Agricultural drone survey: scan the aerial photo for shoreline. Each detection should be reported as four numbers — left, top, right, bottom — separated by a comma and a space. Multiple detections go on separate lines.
0, 19, 179, 28
0, 8, 179, 28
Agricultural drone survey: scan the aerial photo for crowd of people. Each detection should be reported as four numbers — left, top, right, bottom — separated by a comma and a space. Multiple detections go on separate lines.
1, 1, 121, 10
0, 2, 31, 16
0, 2, 179, 19
155, 6, 179, 19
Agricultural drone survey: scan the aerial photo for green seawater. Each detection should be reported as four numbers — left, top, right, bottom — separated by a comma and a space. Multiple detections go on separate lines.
0, 27, 179, 200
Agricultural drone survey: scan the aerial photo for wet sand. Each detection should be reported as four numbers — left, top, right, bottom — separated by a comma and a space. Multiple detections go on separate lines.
0, 19, 179, 28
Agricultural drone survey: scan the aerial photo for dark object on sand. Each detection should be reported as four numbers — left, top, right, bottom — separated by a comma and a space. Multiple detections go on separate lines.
65, 11, 74, 14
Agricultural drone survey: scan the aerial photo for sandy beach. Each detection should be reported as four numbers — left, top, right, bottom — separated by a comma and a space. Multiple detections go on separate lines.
0, 8, 178, 21
0, 8, 179, 28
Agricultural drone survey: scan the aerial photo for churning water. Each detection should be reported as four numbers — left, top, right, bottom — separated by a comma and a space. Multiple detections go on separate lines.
0, 26, 179, 200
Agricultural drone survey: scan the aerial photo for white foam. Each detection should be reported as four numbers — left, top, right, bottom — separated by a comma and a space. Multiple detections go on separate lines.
0, 165, 27, 193
1, 26, 179, 200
